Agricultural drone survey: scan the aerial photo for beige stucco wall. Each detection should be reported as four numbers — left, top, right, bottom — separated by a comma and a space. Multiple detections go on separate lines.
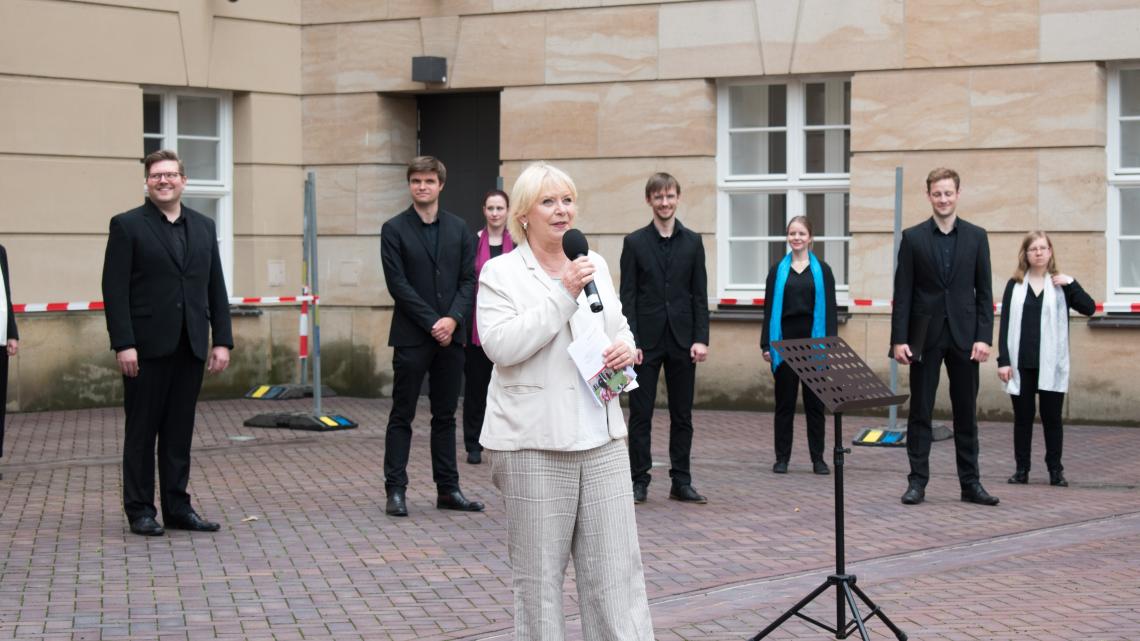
2, 0, 1140, 422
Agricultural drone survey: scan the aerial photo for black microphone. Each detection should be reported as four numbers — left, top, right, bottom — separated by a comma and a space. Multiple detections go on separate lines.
561, 229, 603, 313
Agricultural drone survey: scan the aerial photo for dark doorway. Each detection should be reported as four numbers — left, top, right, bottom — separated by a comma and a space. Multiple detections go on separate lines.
417, 92, 501, 232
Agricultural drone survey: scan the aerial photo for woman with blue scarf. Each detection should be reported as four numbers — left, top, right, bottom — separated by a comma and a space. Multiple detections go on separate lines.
760, 216, 837, 475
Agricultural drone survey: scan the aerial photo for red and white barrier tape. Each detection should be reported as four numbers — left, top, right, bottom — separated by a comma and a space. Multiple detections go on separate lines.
298, 287, 311, 359
14, 295, 1139, 315
716, 298, 891, 308
716, 298, 1140, 314
14, 295, 317, 314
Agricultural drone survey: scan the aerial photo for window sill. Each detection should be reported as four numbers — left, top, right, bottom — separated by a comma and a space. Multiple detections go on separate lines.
1088, 313, 1140, 329
710, 305, 851, 325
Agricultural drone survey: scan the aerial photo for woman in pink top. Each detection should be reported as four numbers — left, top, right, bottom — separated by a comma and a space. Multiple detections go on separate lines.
461, 190, 514, 464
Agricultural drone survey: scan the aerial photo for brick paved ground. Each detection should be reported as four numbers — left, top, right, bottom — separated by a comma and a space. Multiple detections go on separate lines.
0, 396, 1137, 640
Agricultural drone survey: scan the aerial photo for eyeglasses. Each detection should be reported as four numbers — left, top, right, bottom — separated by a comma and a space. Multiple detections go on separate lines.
1027, 246, 1051, 254
147, 172, 184, 182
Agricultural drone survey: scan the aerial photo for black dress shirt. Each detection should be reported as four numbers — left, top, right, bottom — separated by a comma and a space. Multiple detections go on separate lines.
422, 218, 439, 259
161, 211, 188, 269
1017, 288, 1044, 369
930, 218, 958, 283
657, 231, 674, 264
781, 268, 816, 339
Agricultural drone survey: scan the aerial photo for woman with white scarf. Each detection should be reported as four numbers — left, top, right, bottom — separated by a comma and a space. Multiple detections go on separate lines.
997, 231, 1095, 487
0, 244, 19, 466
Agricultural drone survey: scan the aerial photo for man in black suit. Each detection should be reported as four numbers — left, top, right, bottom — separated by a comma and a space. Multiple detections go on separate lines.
620, 173, 710, 505
891, 167, 999, 507
380, 156, 483, 517
101, 149, 233, 536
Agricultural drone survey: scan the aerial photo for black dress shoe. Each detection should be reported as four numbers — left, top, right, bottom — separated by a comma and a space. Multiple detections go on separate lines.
772, 460, 788, 474
129, 515, 164, 536
1049, 470, 1068, 487
669, 484, 707, 504
437, 489, 484, 512
1007, 469, 1029, 484
812, 460, 830, 475
466, 450, 482, 465
632, 482, 648, 504
961, 483, 1000, 506
165, 512, 220, 532
386, 489, 408, 517
901, 484, 925, 505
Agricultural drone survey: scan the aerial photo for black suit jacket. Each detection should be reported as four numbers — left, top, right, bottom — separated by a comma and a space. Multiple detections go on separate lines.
891, 217, 993, 353
380, 206, 476, 347
101, 200, 234, 361
0, 245, 17, 342
619, 220, 710, 351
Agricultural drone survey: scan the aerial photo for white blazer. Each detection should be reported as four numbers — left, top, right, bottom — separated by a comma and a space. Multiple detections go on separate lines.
477, 242, 634, 451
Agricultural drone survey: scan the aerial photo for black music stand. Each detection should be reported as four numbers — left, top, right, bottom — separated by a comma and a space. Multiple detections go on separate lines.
749, 336, 909, 641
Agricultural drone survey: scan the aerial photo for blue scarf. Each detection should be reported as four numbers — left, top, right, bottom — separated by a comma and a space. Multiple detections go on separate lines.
768, 252, 826, 372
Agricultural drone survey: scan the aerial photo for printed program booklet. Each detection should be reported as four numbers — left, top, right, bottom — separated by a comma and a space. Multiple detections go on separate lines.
567, 332, 639, 407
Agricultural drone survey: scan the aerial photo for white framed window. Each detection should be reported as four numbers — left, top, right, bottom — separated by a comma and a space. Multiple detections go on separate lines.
143, 88, 234, 288
716, 77, 851, 300
1108, 64, 1140, 300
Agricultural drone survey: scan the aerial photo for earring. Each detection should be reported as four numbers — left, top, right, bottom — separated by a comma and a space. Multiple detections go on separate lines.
522, 221, 528, 231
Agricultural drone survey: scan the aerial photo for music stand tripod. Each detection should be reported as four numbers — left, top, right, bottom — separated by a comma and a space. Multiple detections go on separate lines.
749, 336, 908, 641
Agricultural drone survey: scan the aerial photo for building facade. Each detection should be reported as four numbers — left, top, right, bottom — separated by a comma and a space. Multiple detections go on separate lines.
1, 0, 1137, 422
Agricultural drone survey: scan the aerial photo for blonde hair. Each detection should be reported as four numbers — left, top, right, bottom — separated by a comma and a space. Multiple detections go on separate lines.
1012, 230, 1058, 283
507, 162, 578, 241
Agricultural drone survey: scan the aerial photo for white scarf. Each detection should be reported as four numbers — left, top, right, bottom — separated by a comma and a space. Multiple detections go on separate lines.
1004, 278, 1069, 395
0, 260, 7, 344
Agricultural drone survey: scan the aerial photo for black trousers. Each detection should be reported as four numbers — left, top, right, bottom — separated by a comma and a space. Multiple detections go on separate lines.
628, 333, 696, 487
1011, 367, 1065, 473
905, 321, 981, 488
121, 334, 205, 521
384, 342, 464, 493
772, 362, 826, 463
462, 343, 493, 454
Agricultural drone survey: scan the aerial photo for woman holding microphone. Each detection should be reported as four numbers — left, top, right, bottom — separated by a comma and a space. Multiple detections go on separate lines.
997, 231, 1095, 487
476, 162, 654, 640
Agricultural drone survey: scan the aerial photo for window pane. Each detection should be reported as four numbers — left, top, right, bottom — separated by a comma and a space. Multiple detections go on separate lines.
768, 240, 788, 266
814, 240, 849, 287
805, 80, 850, 126
179, 139, 219, 180
182, 196, 218, 225
730, 84, 786, 128
1122, 121, 1140, 168
730, 131, 786, 175
1120, 239, 1140, 288
729, 193, 786, 237
844, 81, 851, 124
1121, 188, 1140, 235
178, 96, 219, 137
144, 94, 162, 134
1122, 69, 1140, 117
805, 192, 849, 285
805, 129, 850, 173
143, 137, 162, 157
729, 240, 766, 285
804, 193, 849, 236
